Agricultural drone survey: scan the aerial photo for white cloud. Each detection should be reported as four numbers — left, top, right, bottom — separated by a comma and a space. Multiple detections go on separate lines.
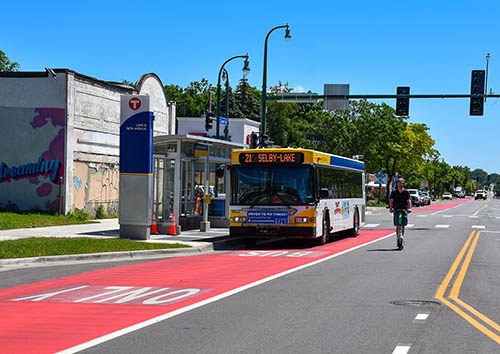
294, 85, 306, 93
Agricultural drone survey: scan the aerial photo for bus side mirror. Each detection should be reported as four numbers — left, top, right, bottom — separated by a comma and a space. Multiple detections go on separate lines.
320, 188, 329, 199
216, 167, 224, 178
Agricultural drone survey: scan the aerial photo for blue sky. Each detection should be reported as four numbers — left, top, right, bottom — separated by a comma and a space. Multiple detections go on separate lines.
3, 1, 499, 173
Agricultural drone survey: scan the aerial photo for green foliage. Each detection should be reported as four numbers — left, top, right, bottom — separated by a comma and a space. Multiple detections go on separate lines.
164, 76, 495, 189
0, 50, 19, 72
95, 205, 107, 219
66, 208, 92, 221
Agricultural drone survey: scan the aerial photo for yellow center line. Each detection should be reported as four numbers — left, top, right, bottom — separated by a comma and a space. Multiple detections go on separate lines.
449, 232, 480, 299
435, 231, 476, 299
453, 297, 500, 333
439, 297, 500, 344
435, 230, 500, 344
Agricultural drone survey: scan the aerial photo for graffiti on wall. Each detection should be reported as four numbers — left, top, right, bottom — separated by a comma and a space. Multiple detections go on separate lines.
0, 108, 65, 211
72, 161, 119, 216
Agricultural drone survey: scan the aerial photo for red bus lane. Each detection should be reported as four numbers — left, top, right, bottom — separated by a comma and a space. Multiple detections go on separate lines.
0, 229, 392, 354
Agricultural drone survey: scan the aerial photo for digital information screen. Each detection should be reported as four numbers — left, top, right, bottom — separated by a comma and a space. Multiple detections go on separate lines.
239, 152, 304, 164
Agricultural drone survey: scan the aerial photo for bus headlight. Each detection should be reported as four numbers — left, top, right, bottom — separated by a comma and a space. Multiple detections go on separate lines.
232, 216, 246, 223
295, 217, 310, 224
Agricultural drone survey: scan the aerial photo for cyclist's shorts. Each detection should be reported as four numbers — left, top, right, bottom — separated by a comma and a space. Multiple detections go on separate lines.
393, 211, 408, 226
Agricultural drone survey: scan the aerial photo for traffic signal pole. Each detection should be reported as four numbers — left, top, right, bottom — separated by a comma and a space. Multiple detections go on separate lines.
266, 93, 500, 100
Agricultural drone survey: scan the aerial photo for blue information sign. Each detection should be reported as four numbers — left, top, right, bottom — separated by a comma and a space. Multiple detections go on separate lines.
247, 210, 289, 224
120, 111, 154, 174
219, 117, 227, 126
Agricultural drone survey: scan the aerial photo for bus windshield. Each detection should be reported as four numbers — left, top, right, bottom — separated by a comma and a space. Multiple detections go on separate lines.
231, 166, 315, 205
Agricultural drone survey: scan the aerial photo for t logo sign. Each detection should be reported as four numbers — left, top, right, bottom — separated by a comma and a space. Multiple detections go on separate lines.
129, 97, 142, 110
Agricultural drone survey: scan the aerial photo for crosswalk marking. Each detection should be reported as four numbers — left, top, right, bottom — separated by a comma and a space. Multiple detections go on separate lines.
442, 215, 453, 218
416, 215, 428, 218
435, 225, 450, 228
471, 225, 486, 229
406, 224, 415, 228
469, 216, 479, 218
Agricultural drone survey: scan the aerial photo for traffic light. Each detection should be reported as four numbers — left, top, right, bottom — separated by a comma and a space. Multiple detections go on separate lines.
395, 86, 410, 116
205, 111, 213, 131
470, 70, 485, 116
258, 134, 269, 148
249, 132, 258, 149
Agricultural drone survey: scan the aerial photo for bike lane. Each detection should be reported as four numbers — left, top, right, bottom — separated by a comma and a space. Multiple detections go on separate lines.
0, 229, 392, 354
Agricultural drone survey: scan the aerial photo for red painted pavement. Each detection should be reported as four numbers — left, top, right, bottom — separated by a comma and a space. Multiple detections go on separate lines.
0, 229, 392, 354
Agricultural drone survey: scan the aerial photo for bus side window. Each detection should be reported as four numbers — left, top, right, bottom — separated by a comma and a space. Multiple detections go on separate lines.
320, 188, 329, 199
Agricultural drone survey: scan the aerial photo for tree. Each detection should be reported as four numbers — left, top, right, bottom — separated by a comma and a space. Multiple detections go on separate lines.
0, 50, 20, 72
234, 77, 260, 121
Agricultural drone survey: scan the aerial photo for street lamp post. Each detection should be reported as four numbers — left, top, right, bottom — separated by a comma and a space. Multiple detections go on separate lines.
260, 24, 291, 140
222, 69, 231, 140
216, 54, 250, 139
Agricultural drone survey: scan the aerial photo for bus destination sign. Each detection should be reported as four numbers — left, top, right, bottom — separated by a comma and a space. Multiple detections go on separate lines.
239, 152, 304, 164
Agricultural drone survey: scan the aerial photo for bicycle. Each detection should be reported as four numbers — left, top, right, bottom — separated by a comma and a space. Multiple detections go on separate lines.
393, 209, 410, 250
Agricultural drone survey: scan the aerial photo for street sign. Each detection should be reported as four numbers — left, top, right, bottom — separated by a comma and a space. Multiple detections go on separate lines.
219, 117, 227, 126
374, 170, 387, 184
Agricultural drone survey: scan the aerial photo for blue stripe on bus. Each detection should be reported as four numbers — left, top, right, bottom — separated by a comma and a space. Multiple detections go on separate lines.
329, 156, 365, 171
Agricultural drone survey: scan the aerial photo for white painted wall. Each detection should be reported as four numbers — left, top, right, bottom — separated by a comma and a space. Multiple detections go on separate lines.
177, 117, 259, 145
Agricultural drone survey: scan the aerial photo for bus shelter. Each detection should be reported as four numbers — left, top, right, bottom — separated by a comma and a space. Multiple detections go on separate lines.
153, 134, 247, 232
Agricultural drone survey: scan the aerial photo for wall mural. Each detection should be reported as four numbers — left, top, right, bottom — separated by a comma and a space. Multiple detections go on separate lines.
0, 108, 65, 211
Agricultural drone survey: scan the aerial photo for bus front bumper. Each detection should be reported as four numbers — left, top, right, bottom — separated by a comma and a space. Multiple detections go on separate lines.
230, 226, 316, 239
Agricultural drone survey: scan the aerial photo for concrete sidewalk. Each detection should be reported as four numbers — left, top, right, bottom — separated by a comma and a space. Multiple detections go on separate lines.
0, 219, 232, 269
0, 218, 230, 242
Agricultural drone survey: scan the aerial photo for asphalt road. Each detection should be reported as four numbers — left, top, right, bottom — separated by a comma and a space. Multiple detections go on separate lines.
0, 197, 499, 354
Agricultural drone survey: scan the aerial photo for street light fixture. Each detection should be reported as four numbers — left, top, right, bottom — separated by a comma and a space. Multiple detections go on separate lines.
485, 53, 491, 102
215, 54, 250, 139
260, 24, 291, 141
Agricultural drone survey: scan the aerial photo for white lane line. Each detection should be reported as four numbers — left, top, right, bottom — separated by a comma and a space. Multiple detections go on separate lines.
392, 344, 412, 354
415, 313, 429, 321
435, 225, 450, 228
416, 215, 428, 218
406, 224, 415, 228
363, 224, 380, 228
469, 216, 479, 218
471, 225, 486, 229
442, 215, 453, 218
473, 206, 484, 216
482, 230, 500, 234
55, 232, 398, 354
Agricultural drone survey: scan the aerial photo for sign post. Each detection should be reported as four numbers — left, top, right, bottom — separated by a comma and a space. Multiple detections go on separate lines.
374, 170, 387, 206
119, 95, 154, 240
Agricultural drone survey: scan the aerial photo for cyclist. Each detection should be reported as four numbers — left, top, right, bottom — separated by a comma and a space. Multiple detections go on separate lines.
389, 178, 411, 247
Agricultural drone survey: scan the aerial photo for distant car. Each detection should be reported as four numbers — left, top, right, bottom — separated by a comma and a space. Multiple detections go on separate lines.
474, 190, 487, 200
408, 189, 422, 206
442, 192, 453, 200
420, 191, 431, 205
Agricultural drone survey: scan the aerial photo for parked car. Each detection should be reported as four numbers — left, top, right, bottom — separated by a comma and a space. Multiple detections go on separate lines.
474, 190, 487, 200
408, 189, 422, 206
420, 191, 431, 205
442, 192, 453, 200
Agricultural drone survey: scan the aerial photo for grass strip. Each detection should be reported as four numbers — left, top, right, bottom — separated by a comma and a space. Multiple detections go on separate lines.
0, 211, 95, 230
0, 237, 190, 259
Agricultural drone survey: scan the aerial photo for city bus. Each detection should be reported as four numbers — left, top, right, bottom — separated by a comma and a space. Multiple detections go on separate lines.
229, 148, 365, 246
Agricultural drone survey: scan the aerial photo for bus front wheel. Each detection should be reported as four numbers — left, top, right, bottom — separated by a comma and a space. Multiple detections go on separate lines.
348, 208, 360, 237
319, 217, 330, 245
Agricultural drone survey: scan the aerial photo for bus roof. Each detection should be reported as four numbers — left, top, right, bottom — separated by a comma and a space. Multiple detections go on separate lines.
232, 148, 364, 172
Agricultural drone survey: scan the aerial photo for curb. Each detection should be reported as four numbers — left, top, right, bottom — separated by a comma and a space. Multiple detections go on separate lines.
0, 243, 214, 268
